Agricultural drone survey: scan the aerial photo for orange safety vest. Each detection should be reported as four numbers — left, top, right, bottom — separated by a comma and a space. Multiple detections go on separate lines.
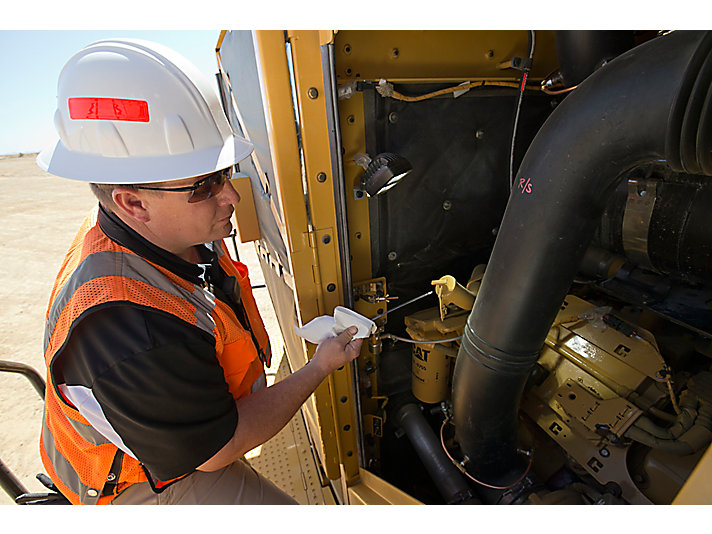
40, 209, 271, 505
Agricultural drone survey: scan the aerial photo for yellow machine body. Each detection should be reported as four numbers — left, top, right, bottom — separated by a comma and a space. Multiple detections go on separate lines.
216, 30, 712, 505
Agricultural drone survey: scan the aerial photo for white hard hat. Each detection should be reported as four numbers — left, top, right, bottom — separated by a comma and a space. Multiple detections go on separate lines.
37, 39, 253, 184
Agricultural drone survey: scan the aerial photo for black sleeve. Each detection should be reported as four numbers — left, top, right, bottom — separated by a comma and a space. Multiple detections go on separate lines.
53, 304, 238, 481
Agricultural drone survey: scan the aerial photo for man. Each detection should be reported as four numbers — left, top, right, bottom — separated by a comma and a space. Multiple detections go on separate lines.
36, 39, 362, 505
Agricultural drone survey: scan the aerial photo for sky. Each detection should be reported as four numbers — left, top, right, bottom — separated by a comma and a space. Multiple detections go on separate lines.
0, 30, 222, 155
0, 2, 699, 156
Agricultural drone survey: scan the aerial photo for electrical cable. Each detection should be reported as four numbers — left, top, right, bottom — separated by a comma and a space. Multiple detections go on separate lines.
377, 80, 538, 102
439, 417, 533, 490
509, 30, 536, 192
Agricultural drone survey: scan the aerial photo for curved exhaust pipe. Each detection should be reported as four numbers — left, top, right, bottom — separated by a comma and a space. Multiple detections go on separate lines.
452, 30, 712, 485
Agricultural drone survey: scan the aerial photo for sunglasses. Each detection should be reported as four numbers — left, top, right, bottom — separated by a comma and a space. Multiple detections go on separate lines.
133, 167, 233, 203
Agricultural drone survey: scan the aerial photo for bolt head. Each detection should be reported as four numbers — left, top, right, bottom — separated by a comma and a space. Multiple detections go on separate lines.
387, 251, 397, 261
307, 87, 319, 99
316, 172, 327, 183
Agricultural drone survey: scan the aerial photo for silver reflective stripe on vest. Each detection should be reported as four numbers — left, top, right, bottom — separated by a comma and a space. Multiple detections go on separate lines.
42, 417, 102, 505
45, 250, 217, 351
58, 384, 134, 454
64, 411, 112, 447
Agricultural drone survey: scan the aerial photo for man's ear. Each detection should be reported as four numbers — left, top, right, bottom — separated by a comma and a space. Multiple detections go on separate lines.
112, 187, 152, 222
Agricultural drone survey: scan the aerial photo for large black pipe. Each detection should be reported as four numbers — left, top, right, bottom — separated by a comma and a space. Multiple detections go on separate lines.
452, 30, 712, 484
555, 30, 635, 87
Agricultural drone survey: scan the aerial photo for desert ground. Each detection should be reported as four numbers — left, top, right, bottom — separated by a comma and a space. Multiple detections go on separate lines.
0, 153, 281, 505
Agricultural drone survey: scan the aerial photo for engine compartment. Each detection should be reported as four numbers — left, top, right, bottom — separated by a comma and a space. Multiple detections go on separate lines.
344, 30, 712, 504
360, 272, 712, 504
220, 29, 712, 504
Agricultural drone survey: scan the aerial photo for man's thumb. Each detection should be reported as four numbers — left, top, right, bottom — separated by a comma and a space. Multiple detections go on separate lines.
340, 326, 358, 340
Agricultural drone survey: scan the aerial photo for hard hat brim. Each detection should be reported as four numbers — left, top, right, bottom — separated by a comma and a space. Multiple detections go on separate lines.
37, 133, 254, 184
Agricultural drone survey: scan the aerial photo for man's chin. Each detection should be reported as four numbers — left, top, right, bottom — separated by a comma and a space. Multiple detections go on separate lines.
218, 220, 233, 238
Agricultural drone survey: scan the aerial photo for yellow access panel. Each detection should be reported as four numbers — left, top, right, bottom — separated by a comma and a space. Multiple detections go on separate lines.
216, 29, 367, 503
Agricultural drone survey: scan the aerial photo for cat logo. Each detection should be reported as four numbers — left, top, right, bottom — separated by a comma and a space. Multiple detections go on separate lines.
413, 346, 430, 362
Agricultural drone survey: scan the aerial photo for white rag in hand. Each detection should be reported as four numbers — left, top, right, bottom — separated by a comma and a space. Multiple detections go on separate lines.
294, 306, 376, 344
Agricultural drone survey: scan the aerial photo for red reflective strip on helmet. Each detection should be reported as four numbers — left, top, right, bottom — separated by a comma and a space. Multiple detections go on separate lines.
68, 98, 149, 122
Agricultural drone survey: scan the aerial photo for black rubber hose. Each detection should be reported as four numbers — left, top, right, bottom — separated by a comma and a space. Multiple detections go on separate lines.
453, 30, 712, 485
394, 404, 479, 504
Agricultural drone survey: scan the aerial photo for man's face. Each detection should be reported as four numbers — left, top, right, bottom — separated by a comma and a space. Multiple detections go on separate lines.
136, 174, 241, 256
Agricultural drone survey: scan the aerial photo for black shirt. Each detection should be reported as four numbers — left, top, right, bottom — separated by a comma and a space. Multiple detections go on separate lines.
53, 206, 240, 481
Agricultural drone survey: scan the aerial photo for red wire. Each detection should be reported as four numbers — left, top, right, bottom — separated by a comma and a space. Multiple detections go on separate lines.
439, 418, 533, 490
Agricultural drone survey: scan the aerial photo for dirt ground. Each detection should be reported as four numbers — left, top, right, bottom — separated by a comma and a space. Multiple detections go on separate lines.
0, 153, 280, 505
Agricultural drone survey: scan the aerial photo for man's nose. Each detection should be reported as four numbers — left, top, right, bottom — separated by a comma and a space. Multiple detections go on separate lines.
217, 180, 241, 205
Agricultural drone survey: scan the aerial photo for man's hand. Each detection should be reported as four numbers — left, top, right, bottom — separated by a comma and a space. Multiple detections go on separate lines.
197, 326, 363, 472
311, 326, 363, 376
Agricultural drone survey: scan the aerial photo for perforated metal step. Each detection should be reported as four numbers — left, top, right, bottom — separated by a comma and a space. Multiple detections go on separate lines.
245, 351, 335, 505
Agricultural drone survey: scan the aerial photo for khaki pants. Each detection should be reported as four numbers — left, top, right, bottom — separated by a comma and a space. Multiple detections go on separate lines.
110, 457, 298, 505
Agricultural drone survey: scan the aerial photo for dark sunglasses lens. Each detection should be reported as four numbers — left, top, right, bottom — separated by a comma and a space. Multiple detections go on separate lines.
187, 169, 230, 203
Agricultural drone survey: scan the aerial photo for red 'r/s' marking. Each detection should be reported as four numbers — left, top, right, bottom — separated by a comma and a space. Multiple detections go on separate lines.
68, 98, 149, 122
518, 177, 532, 194
520, 72, 529, 92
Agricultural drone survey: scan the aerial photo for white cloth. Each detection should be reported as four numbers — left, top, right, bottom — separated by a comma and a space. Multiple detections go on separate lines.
293, 306, 376, 344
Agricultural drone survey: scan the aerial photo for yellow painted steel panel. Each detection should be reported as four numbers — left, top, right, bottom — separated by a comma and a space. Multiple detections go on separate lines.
339, 92, 372, 283
347, 469, 423, 505
230, 174, 261, 243
253, 30, 343, 481
286, 30, 361, 483
333, 30, 559, 82
252, 31, 311, 262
